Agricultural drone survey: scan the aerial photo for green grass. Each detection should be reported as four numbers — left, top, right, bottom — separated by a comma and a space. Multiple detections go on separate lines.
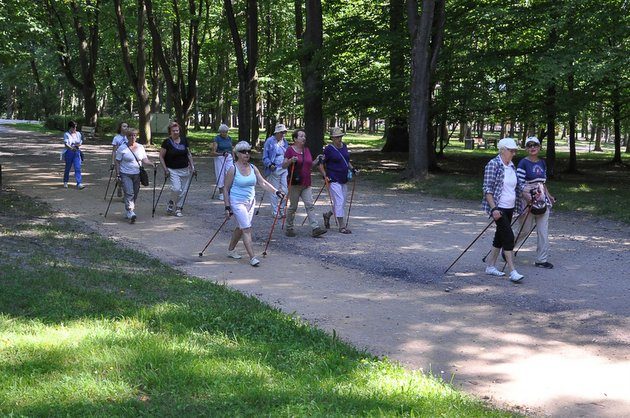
0, 189, 514, 417
7, 122, 58, 135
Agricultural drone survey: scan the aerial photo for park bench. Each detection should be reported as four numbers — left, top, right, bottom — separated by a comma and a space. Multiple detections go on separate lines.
80, 125, 95, 139
474, 137, 497, 149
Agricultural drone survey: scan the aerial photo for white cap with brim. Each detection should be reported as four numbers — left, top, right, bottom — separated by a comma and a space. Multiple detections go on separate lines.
525, 136, 540, 146
498, 137, 519, 150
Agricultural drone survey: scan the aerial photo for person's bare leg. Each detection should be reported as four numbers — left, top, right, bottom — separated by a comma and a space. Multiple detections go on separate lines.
504, 250, 516, 272
487, 247, 500, 267
241, 228, 255, 259
228, 228, 243, 251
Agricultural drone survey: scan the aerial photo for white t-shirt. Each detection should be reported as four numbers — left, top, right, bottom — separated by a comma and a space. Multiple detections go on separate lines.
112, 134, 127, 147
64, 131, 82, 148
497, 163, 517, 209
116, 144, 147, 175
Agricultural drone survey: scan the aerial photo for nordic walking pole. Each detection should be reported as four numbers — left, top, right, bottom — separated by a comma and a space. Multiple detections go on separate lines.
198, 215, 232, 257
301, 182, 326, 226
481, 205, 529, 263
104, 164, 114, 200
151, 166, 157, 213
345, 174, 357, 229
255, 189, 266, 215
444, 218, 495, 274
211, 154, 229, 199
513, 223, 536, 258
263, 194, 285, 257
104, 180, 119, 218
501, 207, 532, 272
281, 163, 296, 230
180, 170, 197, 211
152, 171, 169, 218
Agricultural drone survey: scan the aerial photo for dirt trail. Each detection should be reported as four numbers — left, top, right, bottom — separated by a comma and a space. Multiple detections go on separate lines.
1, 125, 629, 417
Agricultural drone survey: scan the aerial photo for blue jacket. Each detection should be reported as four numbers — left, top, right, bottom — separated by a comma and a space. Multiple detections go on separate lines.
262, 136, 288, 176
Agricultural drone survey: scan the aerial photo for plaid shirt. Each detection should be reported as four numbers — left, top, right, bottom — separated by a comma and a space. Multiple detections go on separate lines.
481, 154, 524, 216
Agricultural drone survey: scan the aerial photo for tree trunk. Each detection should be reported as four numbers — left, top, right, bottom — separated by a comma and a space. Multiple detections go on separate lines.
406, 0, 445, 179
383, 0, 408, 152
567, 70, 578, 173
611, 86, 622, 164
224, 0, 257, 143
145, 0, 205, 136
44, 0, 100, 126
296, 0, 324, 155
545, 84, 556, 177
114, 0, 152, 144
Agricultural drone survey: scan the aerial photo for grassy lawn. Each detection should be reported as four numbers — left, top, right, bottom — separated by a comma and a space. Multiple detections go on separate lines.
0, 189, 514, 417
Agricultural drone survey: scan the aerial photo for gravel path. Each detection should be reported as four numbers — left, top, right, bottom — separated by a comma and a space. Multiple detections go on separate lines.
2, 125, 629, 417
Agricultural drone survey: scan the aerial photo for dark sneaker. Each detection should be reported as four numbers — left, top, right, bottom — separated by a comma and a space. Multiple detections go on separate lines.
535, 261, 554, 269
285, 229, 296, 237
166, 200, 174, 214
311, 227, 327, 237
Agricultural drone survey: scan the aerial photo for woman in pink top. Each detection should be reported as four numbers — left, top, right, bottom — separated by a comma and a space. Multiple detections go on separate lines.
282, 130, 327, 238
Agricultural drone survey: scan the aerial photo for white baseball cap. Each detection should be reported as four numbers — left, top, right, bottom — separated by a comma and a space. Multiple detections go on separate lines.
498, 137, 519, 150
525, 136, 540, 146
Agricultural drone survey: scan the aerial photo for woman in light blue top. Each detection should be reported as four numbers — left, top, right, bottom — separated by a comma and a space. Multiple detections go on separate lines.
223, 141, 284, 267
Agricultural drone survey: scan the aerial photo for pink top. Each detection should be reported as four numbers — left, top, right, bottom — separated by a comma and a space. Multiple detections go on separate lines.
285, 146, 313, 187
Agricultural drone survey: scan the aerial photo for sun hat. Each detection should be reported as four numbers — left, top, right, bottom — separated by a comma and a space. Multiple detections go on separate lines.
525, 136, 540, 146
329, 127, 345, 138
274, 123, 288, 134
234, 140, 252, 152
498, 137, 519, 150
218, 124, 229, 133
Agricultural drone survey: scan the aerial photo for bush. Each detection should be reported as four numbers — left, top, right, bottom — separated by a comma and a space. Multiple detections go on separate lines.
44, 115, 84, 132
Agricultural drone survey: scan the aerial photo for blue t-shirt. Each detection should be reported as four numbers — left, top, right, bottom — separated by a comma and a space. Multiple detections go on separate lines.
517, 158, 547, 184
323, 143, 350, 184
214, 135, 233, 153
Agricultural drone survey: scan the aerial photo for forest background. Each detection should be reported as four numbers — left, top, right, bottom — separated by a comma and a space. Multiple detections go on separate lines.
0, 0, 628, 180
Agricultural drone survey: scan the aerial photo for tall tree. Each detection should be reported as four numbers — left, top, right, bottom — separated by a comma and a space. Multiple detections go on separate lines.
295, 0, 324, 154
145, 0, 207, 135
113, 0, 152, 144
44, 0, 101, 126
406, 0, 445, 179
224, 0, 258, 144
382, 0, 409, 152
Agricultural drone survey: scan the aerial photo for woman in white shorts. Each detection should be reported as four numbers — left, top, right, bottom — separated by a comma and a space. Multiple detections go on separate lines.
223, 141, 284, 266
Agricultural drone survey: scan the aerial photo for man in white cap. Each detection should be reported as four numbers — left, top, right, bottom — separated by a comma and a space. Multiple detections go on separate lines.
262, 123, 289, 217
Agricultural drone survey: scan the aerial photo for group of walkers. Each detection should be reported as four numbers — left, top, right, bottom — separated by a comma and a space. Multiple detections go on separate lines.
61, 119, 553, 279
62, 120, 357, 268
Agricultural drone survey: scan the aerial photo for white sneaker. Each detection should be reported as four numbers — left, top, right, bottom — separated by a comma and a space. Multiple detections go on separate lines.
250, 257, 260, 267
227, 249, 242, 259
175, 208, 183, 217
129, 211, 137, 224
485, 266, 505, 277
218, 193, 224, 200
77, 183, 85, 190
63, 182, 68, 188
509, 270, 524, 283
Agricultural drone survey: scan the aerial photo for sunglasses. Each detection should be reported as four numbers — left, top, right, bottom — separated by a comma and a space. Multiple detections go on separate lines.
526, 143, 539, 148
238, 150, 251, 154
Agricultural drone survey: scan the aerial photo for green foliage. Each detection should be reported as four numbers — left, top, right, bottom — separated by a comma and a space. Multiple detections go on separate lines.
0, 190, 512, 417
44, 115, 84, 131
